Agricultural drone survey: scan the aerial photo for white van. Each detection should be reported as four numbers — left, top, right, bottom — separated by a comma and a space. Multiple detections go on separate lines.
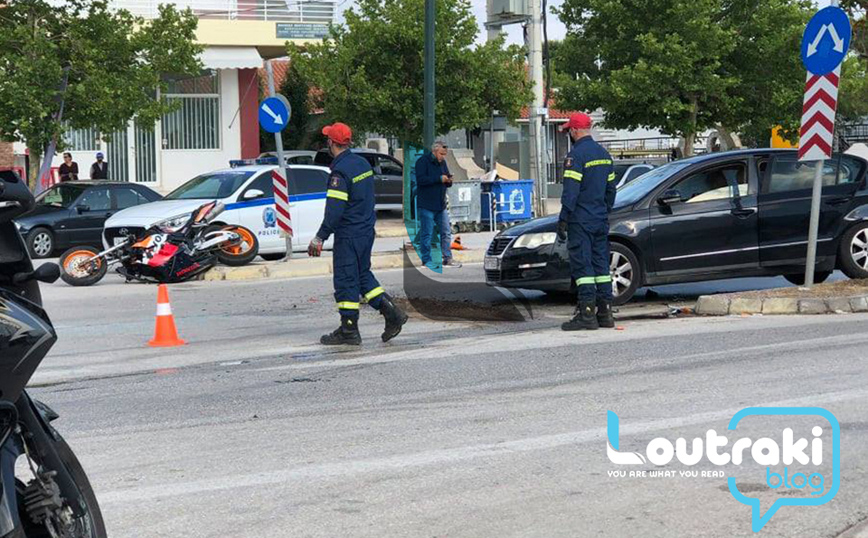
103, 164, 333, 260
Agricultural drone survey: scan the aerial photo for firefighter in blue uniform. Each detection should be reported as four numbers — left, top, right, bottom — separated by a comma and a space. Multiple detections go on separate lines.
308, 122, 408, 345
558, 113, 617, 331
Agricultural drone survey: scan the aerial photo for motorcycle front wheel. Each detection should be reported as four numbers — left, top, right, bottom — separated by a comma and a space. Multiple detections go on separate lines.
207, 225, 259, 267
58, 247, 108, 287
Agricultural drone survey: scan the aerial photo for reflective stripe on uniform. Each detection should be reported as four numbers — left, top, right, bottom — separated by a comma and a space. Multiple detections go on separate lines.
364, 287, 384, 301
337, 301, 360, 310
564, 170, 583, 181
327, 189, 349, 201
595, 275, 612, 283
352, 170, 373, 183
585, 159, 613, 168
576, 276, 596, 286
607, 173, 617, 182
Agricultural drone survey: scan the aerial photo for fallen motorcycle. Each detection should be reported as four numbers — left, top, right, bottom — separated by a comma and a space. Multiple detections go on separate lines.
0, 169, 107, 537
58, 201, 259, 286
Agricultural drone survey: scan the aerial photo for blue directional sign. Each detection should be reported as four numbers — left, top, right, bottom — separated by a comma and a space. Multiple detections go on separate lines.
259, 96, 291, 133
801, 6, 851, 76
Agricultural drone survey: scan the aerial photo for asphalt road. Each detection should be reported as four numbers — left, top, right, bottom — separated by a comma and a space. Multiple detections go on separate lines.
28, 264, 868, 537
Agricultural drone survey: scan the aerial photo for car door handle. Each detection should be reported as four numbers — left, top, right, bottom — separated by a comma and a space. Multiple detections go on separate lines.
731, 208, 756, 218
825, 196, 851, 206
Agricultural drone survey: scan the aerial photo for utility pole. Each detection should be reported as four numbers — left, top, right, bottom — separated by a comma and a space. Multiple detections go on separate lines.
424, 0, 435, 149
527, 0, 547, 217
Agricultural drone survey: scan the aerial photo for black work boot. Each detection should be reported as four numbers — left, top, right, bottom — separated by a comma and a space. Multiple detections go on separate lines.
596, 300, 615, 328
320, 316, 362, 346
378, 293, 409, 343
561, 302, 599, 331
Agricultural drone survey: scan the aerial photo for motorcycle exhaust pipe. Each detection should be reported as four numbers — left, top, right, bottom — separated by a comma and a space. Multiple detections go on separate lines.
202, 201, 226, 224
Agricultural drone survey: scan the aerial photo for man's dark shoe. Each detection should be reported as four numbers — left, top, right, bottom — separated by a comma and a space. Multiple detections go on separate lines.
443, 257, 463, 268
561, 302, 599, 331
320, 316, 362, 346
596, 300, 615, 328
379, 293, 409, 342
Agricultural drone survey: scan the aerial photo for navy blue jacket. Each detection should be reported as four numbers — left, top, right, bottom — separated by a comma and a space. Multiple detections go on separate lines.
559, 136, 616, 227
316, 150, 377, 240
415, 151, 450, 212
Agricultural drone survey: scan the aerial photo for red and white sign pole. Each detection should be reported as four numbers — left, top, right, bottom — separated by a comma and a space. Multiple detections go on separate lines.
265, 60, 294, 261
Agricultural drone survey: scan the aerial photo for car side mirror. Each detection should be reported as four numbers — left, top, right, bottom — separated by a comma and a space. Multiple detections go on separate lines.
13, 263, 60, 285
75, 205, 90, 214
243, 189, 265, 200
657, 189, 683, 206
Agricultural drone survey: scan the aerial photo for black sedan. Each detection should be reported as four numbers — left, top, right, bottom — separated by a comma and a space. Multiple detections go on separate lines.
314, 149, 404, 211
15, 181, 161, 258
485, 149, 868, 304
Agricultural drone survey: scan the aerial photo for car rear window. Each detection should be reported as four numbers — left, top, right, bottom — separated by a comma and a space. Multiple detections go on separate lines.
765, 154, 866, 193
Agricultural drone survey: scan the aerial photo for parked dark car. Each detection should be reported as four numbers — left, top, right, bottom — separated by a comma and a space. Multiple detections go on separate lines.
484, 149, 868, 305
314, 149, 403, 211
14, 181, 161, 258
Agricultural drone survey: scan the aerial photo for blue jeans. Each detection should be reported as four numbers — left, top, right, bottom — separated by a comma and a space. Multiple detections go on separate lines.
416, 208, 452, 266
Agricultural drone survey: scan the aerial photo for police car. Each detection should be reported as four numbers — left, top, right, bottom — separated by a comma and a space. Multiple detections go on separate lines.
103, 160, 334, 260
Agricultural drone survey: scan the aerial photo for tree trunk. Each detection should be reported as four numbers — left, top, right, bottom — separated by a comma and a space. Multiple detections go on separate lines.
26, 145, 42, 192
682, 95, 699, 157
715, 124, 740, 151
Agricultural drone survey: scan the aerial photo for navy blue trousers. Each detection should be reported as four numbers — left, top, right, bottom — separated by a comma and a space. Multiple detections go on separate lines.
567, 222, 613, 302
333, 232, 384, 318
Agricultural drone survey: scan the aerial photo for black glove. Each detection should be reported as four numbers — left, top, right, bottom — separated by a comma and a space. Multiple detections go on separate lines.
557, 220, 568, 242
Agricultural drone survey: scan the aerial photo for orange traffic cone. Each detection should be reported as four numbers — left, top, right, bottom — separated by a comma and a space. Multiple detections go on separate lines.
451, 235, 466, 251
148, 284, 186, 347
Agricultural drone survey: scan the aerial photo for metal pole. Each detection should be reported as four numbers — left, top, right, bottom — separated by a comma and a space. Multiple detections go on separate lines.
527, 0, 545, 218
424, 0, 435, 149
803, 161, 824, 288
266, 60, 293, 261
489, 110, 494, 172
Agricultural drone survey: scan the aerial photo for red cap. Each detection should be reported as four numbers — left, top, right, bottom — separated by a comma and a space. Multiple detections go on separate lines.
560, 112, 593, 131
322, 122, 353, 145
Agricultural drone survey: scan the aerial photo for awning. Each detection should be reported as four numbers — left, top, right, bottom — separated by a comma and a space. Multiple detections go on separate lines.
200, 47, 262, 70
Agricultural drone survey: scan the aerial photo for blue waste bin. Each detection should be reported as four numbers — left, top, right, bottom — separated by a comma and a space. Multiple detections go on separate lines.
481, 180, 534, 225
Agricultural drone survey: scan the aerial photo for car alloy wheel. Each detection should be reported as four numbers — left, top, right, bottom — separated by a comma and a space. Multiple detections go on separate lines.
610, 251, 633, 300
32, 232, 53, 257
850, 228, 868, 271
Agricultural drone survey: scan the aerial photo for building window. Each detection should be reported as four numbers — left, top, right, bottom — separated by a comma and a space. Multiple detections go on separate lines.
65, 127, 99, 151
162, 70, 220, 150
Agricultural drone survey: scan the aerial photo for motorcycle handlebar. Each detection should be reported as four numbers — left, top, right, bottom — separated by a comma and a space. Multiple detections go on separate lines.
0, 170, 35, 222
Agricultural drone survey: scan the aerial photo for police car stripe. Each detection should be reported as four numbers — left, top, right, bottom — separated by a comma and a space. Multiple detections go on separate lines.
224, 192, 326, 211
352, 170, 373, 183
337, 301, 360, 310
564, 170, 583, 181
364, 287, 384, 300
327, 189, 349, 201
576, 276, 596, 286
585, 159, 613, 167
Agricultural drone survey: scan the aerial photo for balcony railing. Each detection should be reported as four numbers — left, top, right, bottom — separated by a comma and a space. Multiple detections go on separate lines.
110, 0, 335, 24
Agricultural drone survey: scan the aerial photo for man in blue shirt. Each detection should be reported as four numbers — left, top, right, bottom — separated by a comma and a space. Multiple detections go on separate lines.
308, 122, 408, 345
414, 141, 461, 269
558, 113, 617, 331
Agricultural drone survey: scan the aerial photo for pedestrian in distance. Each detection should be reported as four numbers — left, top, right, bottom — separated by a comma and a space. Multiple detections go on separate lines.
414, 141, 461, 269
58, 153, 78, 182
307, 122, 408, 346
558, 113, 617, 331
90, 152, 108, 180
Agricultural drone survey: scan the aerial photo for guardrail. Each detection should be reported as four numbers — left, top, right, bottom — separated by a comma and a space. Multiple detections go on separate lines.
109, 0, 335, 23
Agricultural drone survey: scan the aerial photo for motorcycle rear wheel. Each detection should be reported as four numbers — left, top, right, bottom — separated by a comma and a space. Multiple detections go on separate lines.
58, 247, 108, 287
207, 225, 259, 267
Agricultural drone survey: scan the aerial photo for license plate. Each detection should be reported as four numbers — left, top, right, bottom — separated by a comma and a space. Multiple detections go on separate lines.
113, 237, 126, 246
484, 256, 501, 270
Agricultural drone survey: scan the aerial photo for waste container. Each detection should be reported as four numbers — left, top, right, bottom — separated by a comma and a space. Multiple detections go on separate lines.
481, 179, 534, 226
445, 179, 482, 233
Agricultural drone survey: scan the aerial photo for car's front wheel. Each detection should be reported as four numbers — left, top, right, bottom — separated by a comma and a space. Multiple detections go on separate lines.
839, 222, 868, 279
611, 243, 641, 306
26, 227, 54, 259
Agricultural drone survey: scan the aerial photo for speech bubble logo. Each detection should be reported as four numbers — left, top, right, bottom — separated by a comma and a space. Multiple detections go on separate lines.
727, 407, 840, 533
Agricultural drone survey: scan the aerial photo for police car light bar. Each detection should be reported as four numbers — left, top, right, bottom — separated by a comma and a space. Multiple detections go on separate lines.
229, 157, 280, 168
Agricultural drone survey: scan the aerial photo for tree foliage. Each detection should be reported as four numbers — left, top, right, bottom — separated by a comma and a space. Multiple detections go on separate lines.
261, 57, 314, 152
553, 0, 812, 152
291, 0, 532, 146
0, 0, 202, 186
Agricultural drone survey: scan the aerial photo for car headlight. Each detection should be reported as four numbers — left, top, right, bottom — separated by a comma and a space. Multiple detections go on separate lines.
512, 232, 557, 249
154, 213, 192, 233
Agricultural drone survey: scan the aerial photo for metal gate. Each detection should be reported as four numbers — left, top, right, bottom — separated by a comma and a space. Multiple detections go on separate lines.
106, 128, 129, 182
133, 122, 157, 183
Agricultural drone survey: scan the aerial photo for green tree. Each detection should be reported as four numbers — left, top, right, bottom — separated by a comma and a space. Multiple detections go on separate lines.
291, 0, 532, 147
0, 0, 202, 188
261, 56, 314, 153
841, 0, 866, 58
553, 0, 812, 153
839, 55, 868, 123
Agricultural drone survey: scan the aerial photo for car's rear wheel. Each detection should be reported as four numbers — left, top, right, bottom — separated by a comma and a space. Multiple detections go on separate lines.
784, 271, 831, 286
839, 223, 868, 279
611, 243, 641, 306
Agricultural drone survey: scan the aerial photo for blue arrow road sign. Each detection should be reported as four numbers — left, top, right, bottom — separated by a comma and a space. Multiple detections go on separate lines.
259, 96, 291, 133
801, 6, 851, 76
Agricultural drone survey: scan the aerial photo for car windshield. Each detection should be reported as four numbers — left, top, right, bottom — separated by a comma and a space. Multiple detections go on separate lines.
164, 171, 254, 200
35, 184, 88, 208
614, 161, 693, 209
